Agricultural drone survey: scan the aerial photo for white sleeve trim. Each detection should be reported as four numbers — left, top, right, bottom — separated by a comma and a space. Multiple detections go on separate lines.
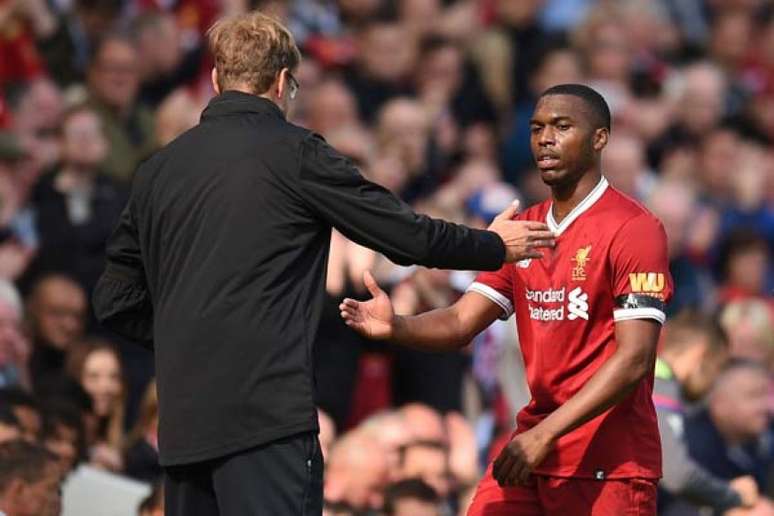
466, 282, 514, 319
614, 307, 666, 324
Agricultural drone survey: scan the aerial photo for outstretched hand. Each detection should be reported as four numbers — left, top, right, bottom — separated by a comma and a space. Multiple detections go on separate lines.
339, 271, 396, 340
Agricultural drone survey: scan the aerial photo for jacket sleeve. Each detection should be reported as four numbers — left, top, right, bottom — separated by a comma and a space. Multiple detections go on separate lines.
656, 406, 742, 512
297, 133, 505, 271
92, 196, 153, 348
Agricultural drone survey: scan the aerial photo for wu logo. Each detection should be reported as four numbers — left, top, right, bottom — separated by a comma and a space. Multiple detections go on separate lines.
567, 287, 589, 320
628, 273, 665, 293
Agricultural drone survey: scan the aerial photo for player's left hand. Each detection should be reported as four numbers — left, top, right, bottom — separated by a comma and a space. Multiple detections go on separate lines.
492, 427, 554, 487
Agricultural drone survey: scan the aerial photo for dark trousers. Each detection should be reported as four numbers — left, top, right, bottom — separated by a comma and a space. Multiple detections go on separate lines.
164, 432, 323, 516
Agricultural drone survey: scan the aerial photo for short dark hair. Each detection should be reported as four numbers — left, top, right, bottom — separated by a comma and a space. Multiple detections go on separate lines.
663, 310, 729, 354
540, 83, 611, 131
0, 387, 39, 411
0, 440, 57, 492
0, 404, 20, 428
383, 479, 440, 515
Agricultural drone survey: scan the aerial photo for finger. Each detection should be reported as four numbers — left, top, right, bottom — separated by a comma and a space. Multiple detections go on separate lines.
493, 452, 514, 486
363, 270, 382, 298
524, 221, 551, 230
341, 299, 360, 309
493, 199, 520, 222
518, 250, 544, 259
517, 463, 531, 485
529, 239, 556, 249
525, 231, 556, 241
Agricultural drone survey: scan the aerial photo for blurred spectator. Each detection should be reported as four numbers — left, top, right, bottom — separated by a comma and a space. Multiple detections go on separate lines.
647, 180, 716, 316
0, 439, 63, 516
65, 337, 125, 472
344, 13, 417, 123
305, 76, 361, 136
36, 0, 124, 86
358, 409, 414, 476
40, 397, 86, 474
0, 388, 41, 442
7, 78, 64, 180
324, 430, 390, 513
686, 360, 772, 491
720, 300, 774, 370
0, 132, 36, 282
124, 379, 160, 483
24, 103, 127, 296
383, 478, 442, 516
397, 440, 451, 501
26, 274, 87, 387
133, 11, 202, 108
0, 280, 28, 388
602, 132, 657, 201
86, 33, 156, 181
154, 87, 208, 147
138, 481, 164, 516
0, 405, 21, 443
716, 230, 772, 306
654, 313, 758, 515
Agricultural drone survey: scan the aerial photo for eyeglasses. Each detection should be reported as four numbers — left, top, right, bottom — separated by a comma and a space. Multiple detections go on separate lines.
287, 71, 300, 100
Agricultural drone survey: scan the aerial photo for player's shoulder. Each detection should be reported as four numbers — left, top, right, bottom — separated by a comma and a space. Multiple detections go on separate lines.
603, 185, 665, 232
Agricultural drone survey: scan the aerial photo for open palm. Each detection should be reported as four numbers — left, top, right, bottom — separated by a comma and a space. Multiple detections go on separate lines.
339, 271, 395, 340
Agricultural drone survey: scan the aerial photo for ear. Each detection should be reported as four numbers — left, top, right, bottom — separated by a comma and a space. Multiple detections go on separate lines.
211, 68, 221, 95
276, 68, 289, 100
593, 128, 609, 151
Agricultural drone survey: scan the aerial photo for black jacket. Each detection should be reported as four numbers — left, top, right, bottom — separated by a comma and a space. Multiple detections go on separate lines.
92, 91, 505, 466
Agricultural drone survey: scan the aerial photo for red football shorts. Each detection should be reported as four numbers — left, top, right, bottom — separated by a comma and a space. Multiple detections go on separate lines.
467, 465, 657, 516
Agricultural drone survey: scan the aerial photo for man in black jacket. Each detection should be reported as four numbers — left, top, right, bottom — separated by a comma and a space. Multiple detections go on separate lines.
92, 11, 554, 516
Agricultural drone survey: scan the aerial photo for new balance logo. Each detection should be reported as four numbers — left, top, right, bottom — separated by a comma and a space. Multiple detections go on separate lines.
567, 287, 589, 320
628, 272, 665, 293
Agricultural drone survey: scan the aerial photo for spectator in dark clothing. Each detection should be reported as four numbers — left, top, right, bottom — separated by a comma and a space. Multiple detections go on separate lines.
343, 14, 416, 123
26, 274, 87, 388
686, 360, 773, 492
25, 104, 127, 296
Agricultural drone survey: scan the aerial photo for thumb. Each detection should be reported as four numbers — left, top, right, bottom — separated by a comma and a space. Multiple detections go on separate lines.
493, 199, 521, 222
363, 270, 383, 298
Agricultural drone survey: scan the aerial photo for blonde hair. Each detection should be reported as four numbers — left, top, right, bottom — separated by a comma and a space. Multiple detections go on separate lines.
207, 11, 301, 95
125, 379, 158, 451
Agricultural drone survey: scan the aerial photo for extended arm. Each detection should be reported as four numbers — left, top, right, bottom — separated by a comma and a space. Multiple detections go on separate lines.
340, 272, 503, 352
298, 134, 553, 270
493, 319, 661, 485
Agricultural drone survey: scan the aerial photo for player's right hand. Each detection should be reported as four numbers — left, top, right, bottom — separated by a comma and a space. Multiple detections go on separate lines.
487, 200, 556, 263
729, 475, 760, 508
340, 270, 395, 340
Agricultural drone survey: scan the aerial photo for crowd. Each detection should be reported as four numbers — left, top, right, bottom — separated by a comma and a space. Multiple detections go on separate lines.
0, 0, 772, 515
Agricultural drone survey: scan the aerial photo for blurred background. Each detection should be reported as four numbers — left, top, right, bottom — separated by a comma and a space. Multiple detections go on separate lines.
0, 0, 771, 515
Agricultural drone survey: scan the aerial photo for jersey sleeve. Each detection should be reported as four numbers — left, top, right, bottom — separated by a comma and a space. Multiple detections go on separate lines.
609, 213, 673, 324
466, 265, 515, 319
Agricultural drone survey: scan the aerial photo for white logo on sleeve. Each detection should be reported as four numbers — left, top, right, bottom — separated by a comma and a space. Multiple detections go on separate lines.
567, 287, 589, 320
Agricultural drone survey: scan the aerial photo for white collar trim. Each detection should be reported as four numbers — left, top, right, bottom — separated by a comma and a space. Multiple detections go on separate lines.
547, 176, 609, 236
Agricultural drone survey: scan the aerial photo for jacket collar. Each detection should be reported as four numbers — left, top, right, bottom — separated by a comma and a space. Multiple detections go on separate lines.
201, 91, 286, 122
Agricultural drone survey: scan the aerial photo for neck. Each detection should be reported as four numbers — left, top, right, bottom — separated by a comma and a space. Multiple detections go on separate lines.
56, 165, 96, 193
711, 409, 752, 447
551, 168, 602, 224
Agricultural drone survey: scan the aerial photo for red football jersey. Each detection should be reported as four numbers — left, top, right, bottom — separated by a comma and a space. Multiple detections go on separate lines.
469, 177, 673, 479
